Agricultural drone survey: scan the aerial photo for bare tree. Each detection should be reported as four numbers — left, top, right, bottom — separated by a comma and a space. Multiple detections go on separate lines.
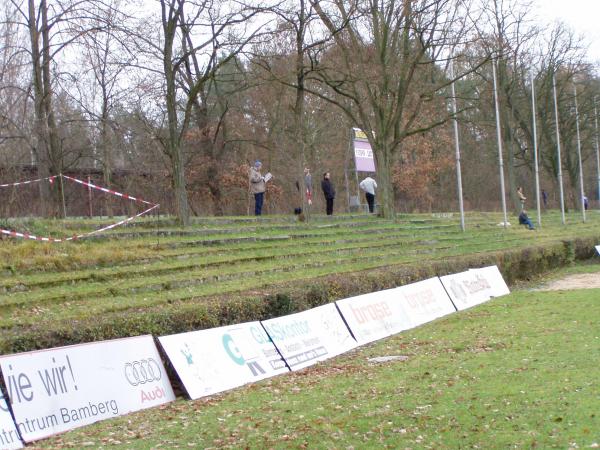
306, 0, 475, 218
0, 3, 32, 163
8, 0, 95, 216
130, 0, 267, 225
70, 0, 133, 216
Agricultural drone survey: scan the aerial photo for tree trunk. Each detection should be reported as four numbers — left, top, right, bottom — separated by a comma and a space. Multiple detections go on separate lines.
373, 143, 395, 219
28, 0, 53, 216
40, 0, 62, 216
101, 103, 113, 217
162, 0, 190, 226
170, 142, 189, 225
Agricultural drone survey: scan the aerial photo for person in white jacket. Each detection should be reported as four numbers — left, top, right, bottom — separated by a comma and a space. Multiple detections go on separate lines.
359, 176, 377, 213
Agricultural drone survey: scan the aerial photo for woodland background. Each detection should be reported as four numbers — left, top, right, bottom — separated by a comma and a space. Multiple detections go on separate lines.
0, 0, 599, 223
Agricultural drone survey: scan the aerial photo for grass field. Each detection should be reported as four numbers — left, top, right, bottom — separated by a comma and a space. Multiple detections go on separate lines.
1, 210, 600, 353
39, 277, 600, 449
2, 211, 600, 447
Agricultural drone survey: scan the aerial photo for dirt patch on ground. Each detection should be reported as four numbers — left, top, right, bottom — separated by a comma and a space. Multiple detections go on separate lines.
538, 272, 600, 290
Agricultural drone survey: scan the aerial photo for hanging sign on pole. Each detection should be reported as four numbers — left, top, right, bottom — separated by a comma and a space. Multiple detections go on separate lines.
352, 128, 376, 172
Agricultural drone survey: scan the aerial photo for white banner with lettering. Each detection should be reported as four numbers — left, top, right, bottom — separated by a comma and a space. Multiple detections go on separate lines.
336, 288, 412, 345
261, 303, 357, 371
440, 265, 509, 310
0, 335, 175, 443
0, 392, 22, 449
159, 321, 289, 400
396, 277, 456, 328
470, 266, 510, 298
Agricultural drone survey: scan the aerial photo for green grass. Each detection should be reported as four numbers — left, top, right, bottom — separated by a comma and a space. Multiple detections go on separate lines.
40, 285, 600, 448
2, 210, 600, 345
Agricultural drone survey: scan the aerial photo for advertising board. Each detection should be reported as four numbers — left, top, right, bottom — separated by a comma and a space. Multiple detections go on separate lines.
261, 303, 357, 371
0, 335, 175, 442
336, 288, 412, 345
159, 321, 288, 399
396, 277, 456, 327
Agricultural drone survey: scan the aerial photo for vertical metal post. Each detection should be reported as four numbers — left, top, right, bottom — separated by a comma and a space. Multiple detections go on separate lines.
573, 84, 586, 222
156, 205, 160, 249
450, 57, 465, 231
354, 163, 361, 213
492, 59, 508, 227
552, 74, 566, 225
344, 129, 352, 213
59, 173, 67, 219
594, 99, 600, 210
87, 175, 93, 218
530, 71, 541, 228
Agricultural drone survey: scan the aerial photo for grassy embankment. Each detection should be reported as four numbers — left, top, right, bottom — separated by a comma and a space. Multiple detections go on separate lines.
40, 275, 600, 449
0, 210, 599, 354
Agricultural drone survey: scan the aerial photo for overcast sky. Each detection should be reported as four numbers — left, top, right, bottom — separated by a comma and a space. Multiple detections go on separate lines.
535, 0, 600, 63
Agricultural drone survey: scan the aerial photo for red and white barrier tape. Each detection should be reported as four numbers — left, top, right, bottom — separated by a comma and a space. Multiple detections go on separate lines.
0, 175, 57, 188
0, 204, 158, 242
61, 174, 156, 207
0, 173, 159, 242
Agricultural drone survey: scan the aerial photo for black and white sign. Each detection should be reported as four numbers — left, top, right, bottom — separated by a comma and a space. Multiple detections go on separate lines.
0, 391, 22, 449
396, 277, 456, 327
336, 288, 412, 345
159, 321, 289, 400
262, 303, 357, 371
0, 335, 175, 443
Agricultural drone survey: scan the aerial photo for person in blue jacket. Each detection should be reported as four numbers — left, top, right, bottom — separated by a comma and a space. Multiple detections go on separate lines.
518, 209, 535, 230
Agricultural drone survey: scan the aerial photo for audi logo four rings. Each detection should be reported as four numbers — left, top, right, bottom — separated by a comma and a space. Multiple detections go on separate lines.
124, 359, 162, 386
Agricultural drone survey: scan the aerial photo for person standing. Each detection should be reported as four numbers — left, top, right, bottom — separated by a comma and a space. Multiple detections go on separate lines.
541, 189, 548, 209
304, 167, 313, 206
359, 175, 377, 213
517, 186, 526, 211
321, 172, 335, 215
249, 160, 266, 215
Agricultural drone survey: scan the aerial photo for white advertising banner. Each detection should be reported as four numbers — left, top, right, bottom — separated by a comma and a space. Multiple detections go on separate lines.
261, 303, 357, 371
471, 266, 510, 298
440, 265, 509, 311
0, 335, 175, 443
0, 392, 22, 450
396, 277, 456, 328
159, 321, 288, 400
336, 288, 412, 345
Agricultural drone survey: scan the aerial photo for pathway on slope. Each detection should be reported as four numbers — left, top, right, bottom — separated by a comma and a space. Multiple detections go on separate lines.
538, 271, 600, 290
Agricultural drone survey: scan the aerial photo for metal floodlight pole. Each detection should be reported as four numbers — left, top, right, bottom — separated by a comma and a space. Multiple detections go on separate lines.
530, 70, 542, 228
59, 173, 67, 219
594, 99, 600, 210
492, 58, 508, 228
573, 84, 586, 222
552, 74, 566, 225
344, 129, 352, 212
450, 57, 465, 232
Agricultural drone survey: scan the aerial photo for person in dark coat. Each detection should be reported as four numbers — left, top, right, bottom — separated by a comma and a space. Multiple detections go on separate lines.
518, 209, 535, 230
321, 172, 335, 215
